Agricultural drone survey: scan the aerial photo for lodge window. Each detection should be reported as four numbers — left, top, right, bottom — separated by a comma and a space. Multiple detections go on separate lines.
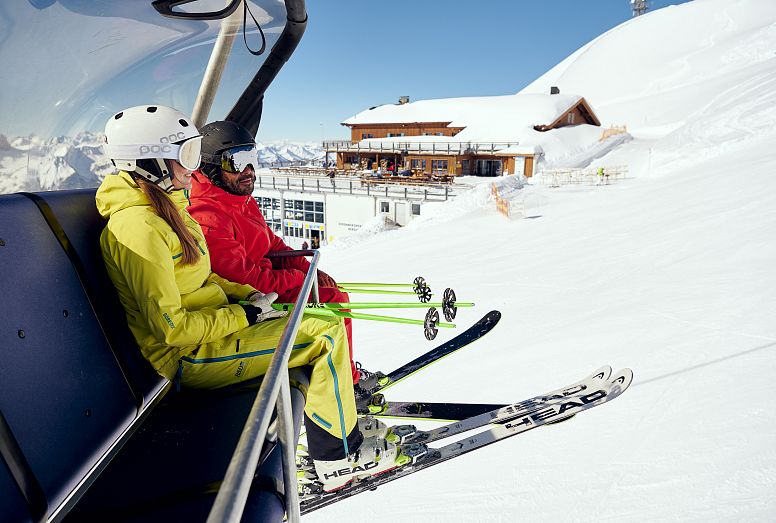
411, 159, 426, 169
431, 159, 448, 171
567, 113, 575, 124
256, 196, 282, 230
387, 132, 405, 137
283, 199, 323, 223
361, 133, 374, 139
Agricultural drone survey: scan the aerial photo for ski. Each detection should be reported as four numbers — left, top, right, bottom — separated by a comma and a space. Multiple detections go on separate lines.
300, 367, 633, 514
356, 310, 502, 414
370, 365, 612, 422
371, 400, 506, 422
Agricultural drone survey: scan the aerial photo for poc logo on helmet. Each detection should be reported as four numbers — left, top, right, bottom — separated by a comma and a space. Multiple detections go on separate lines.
159, 131, 186, 144
139, 144, 172, 155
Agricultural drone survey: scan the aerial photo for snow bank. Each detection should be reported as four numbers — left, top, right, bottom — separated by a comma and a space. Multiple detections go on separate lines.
322, 213, 400, 251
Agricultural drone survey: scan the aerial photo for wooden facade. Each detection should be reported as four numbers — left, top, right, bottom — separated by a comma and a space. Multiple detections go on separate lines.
349, 122, 464, 142
336, 151, 536, 178
533, 97, 600, 132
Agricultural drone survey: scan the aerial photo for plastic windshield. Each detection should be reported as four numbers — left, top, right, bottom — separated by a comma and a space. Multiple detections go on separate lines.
0, 0, 285, 193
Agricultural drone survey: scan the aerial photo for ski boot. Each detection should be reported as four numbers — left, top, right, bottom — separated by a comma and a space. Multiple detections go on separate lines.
312, 433, 411, 492
354, 362, 390, 395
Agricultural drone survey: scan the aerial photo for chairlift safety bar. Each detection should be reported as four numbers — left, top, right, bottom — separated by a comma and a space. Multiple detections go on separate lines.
206, 251, 319, 523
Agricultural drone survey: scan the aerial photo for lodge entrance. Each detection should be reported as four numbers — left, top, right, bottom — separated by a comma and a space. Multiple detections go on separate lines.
475, 159, 502, 176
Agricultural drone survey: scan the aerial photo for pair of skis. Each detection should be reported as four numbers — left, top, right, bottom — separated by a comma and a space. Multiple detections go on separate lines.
299, 365, 633, 513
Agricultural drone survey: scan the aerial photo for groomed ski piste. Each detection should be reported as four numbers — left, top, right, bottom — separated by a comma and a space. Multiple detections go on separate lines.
308, 0, 776, 521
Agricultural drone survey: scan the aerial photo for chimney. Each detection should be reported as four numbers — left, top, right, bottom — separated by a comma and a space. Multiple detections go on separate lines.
550, 86, 560, 95
398, 96, 410, 105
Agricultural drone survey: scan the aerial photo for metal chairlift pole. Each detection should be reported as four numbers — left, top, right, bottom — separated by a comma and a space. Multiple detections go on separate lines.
191, 9, 242, 127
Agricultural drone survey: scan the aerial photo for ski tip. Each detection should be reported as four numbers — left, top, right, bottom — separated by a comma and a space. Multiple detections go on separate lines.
608, 368, 634, 395
487, 310, 502, 322
592, 365, 613, 381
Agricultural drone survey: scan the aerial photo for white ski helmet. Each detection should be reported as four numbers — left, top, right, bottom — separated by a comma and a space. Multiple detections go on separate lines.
104, 105, 202, 191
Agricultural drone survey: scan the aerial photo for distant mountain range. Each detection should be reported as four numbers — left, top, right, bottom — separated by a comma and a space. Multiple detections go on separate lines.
0, 132, 325, 195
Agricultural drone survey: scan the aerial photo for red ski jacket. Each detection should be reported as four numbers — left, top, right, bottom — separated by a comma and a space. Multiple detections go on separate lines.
187, 171, 310, 296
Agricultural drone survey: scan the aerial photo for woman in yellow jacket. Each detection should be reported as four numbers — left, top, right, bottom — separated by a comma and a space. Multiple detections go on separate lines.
97, 105, 406, 492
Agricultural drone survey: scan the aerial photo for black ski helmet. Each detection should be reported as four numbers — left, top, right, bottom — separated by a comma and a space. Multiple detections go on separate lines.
199, 120, 256, 183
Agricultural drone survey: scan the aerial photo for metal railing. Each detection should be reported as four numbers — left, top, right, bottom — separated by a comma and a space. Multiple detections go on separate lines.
534, 165, 629, 187
255, 174, 460, 201
206, 250, 320, 523
323, 140, 520, 156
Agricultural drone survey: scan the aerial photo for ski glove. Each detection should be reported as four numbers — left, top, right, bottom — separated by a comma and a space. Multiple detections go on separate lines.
240, 291, 287, 325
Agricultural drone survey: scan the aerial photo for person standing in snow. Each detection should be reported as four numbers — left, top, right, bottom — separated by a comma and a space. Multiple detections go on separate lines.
97, 105, 406, 491
187, 121, 381, 389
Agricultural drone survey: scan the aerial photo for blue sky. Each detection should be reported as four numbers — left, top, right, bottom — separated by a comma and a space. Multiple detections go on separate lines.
253, 0, 692, 142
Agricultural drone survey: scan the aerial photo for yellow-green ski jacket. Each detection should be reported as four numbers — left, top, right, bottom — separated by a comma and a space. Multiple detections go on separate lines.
96, 171, 257, 379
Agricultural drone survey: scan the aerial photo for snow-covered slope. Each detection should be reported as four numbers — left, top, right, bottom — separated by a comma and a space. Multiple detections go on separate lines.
308, 1, 776, 521
521, 0, 776, 137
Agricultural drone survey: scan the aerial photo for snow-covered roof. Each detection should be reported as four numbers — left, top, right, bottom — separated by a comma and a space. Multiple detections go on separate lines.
343, 93, 586, 139
343, 93, 583, 127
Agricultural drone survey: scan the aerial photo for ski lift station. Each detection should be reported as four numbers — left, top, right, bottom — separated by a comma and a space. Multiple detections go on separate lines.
255, 90, 603, 248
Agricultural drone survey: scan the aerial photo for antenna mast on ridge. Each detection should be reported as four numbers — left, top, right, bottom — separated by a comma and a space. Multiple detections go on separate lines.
630, 0, 649, 17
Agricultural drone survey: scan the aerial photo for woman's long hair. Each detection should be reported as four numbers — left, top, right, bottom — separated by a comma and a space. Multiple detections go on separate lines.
136, 175, 201, 266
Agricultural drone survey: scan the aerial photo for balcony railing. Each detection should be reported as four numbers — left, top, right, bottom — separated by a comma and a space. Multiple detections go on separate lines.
323, 140, 520, 156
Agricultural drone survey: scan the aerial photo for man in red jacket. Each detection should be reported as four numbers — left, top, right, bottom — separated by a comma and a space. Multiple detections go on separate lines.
188, 121, 373, 386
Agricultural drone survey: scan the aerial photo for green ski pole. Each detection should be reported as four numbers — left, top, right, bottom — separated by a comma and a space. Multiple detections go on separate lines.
336, 283, 415, 288
239, 301, 453, 340
272, 302, 474, 311
335, 288, 422, 296
301, 307, 453, 340
300, 308, 452, 327
337, 276, 428, 290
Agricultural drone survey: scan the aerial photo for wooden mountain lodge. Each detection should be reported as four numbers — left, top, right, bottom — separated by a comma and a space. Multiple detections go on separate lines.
326, 90, 601, 179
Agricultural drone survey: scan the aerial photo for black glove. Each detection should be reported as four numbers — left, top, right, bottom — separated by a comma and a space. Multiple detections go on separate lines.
240, 304, 262, 325
239, 292, 287, 325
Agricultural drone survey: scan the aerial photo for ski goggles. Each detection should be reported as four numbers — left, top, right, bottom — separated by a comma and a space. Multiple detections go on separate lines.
107, 135, 203, 171
219, 144, 259, 173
